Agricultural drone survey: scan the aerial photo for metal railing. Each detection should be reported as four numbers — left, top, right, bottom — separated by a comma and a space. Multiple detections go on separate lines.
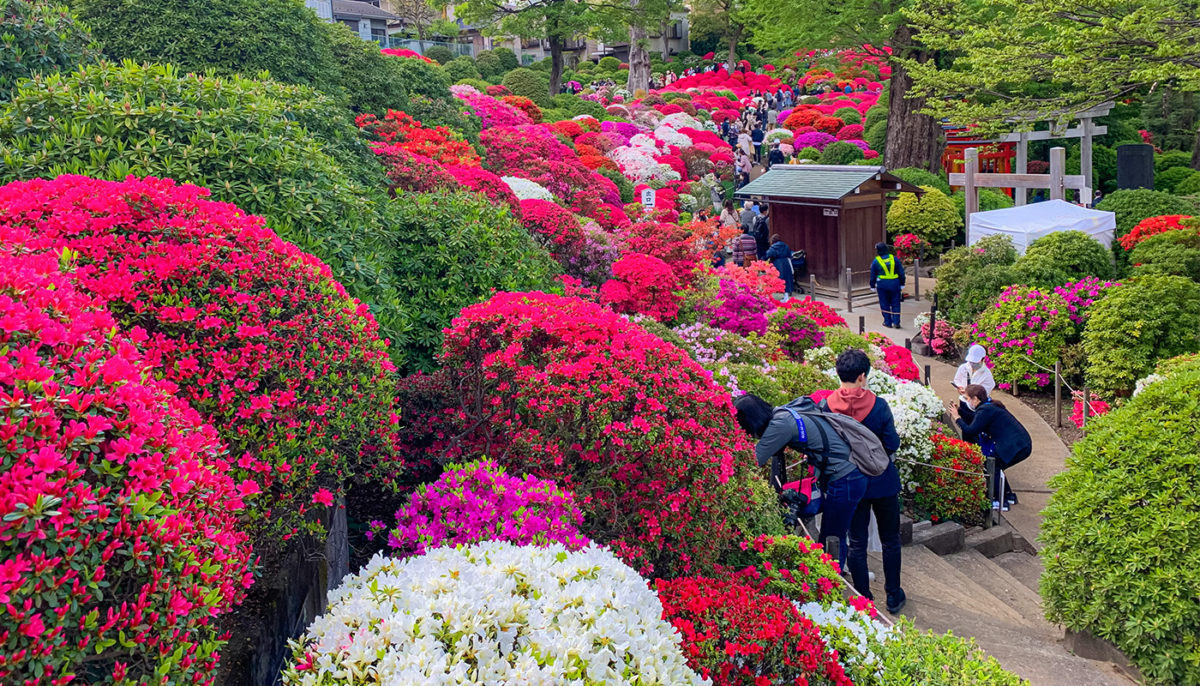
376, 36, 475, 58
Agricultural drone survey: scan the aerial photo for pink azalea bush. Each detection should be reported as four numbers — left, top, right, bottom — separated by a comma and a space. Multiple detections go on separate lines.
707, 279, 773, 336
0, 251, 254, 685
369, 459, 589, 557
768, 308, 825, 359
1053, 277, 1118, 325
974, 286, 1075, 389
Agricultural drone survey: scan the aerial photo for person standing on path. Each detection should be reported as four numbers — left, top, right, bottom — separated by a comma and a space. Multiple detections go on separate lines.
869, 242, 904, 328
954, 344, 996, 423
738, 200, 755, 229
765, 233, 794, 300
733, 224, 758, 267
751, 124, 765, 164
949, 385, 1031, 510
720, 200, 738, 228
823, 350, 906, 614
738, 129, 753, 158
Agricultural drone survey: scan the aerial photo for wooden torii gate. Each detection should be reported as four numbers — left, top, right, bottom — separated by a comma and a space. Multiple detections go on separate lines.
950, 146, 1090, 226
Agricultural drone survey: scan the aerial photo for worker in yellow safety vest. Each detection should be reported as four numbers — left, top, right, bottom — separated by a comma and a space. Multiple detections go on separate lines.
869, 242, 906, 328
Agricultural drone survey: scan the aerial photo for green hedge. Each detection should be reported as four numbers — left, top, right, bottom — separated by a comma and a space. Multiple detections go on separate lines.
1041, 367, 1200, 684
818, 141, 865, 164
501, 67, 550, 106
1156, 165, 1198, 194
1129, 228, 1200, 280
322, 22, 409, 115
833, 107, 861, 125
424, 45, 454, 65
1082, 275, 1200, 396
1095, 189, 1199, 271
1012, 230, 1114, 287
0, 62, 408, 344
890, 167, 951, 195
444, 56, 481, 83
863, 106, 887, 131
475, 50, 502, 78
932, 235, 1018, 323
0, 0, 99, 101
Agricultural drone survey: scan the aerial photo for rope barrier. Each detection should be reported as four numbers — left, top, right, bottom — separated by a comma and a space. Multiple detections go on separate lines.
894, 456, 988, 477
1016, 354, 1078, 394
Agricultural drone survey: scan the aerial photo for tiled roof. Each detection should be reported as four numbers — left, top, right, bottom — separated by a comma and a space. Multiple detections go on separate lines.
736, 165, 889, 200
332, 0, 400, 20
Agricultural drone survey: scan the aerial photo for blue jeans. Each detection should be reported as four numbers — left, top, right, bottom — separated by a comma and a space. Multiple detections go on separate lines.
877, 281, 902, 326
818, 470, 868, 570
848, 494, 902, 598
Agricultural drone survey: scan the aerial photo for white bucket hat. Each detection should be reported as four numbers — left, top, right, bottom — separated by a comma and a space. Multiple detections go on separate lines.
965, 344, 987, 364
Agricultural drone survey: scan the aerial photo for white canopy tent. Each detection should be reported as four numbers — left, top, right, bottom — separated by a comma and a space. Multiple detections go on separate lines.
967, 200, 1116, 255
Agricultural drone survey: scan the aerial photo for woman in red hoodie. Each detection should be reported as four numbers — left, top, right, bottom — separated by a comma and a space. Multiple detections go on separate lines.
818, 349, 906, 614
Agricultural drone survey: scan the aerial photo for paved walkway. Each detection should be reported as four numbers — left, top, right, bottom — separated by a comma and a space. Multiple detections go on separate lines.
803, 285, 1071, 548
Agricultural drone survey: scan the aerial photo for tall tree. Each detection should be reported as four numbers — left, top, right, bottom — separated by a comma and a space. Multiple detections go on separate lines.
455, 0, 627, 97
689, 0, 749, 70
744, 0, 945, 170
903, 0, 1200, 165
390, 0, 440, 52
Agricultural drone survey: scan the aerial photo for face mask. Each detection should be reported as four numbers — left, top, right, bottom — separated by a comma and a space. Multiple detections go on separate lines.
970, 361, 983, 372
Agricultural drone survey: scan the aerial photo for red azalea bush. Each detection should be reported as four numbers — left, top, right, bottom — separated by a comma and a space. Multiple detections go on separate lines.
893, 232, 931, 263
768, 308, 825, 359
520, 199, 586, 261
617, 220, 706, 286
914, 433, 989, 523
514, 158, 610, 216
592, 203, 632, 231
1118, 214, 1192, 251
883, 345, 921, 381
0, 176, 398, 558
373, 146, 454, 193
368, 459, 589, 557
1070, 390, 1111, 428
485, 84, 510, 97
445, 164, 522, 215
783, 109, 820, 130
435, 292, 755, 575
814, 115, 845, 134
836, 124, 864, 140
357, 110, 481, 167
501, 94, 542, 123
0, 251, 254, 685
599, 253, 683, 321
780, 296, 848, 328
731, 535, 845, 607
716, 262, 785, 298
380, 47, 434, 63
656, 576, 853, 686
550, 119, 584, 139
480, 124, 574, 172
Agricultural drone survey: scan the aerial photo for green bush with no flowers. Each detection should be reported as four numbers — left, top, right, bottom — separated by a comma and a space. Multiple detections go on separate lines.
502, 67, 551, 106
423, 45, 454, 65
475, 50, 502, 78
598, 56, 621, 71
0, 0, 99, 101
1012, 230, 1114, 286
1129, 227, 1200, 280
865, 120, 888, 154
833, 107, 861, 125
443, 56, 482, 83
1154, 150, 1193, 173
1156, 165, 1198, 194
322, 22, 410, 115
492, 47, 519, 72
933, 235, 1018, 323
886, 186, 962, 245
947, 263, 1020, 325
1082, 275, 1200, 396
890, 167, 951, 195
871, 620, 1025, 686
863, 106, 887, 131
819, 141, 865, 165
1040, 367, 1200, 685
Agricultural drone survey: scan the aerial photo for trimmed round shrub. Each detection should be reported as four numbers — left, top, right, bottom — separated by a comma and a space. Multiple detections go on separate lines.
833, 106, 862, 124
388, 54, 453, 100
0, 0, 99, 100
952, 187, 1013, 222
423, 44, 454, 64
1096, 189, 1200, 270
1013, 230, 1114, 286
1082, 275, 1200, 396
1155, 150, 1193, 173
599, 253, 682, 322
890, 167, 951, 195
1129, 226, 1200, 279
863, 105, 888, 131
442, 54, 481, 82
322, 22, 409, 115
493, 46, 519, 71
77, 0, 340, 94
887, 186, 963, 244
1176, 171, 1200, 197
947, 262, 1020, 324
284, 542, 706, 685
387, 191, 561, 371
598, 55, 621, 71
819, 140, 866, 164
502, 66, 550, 106
434, 292, 763, 576
974, 286, 1075, 390
0, 61, 407, 342
369, 459, 589, 557
796, 145, 821, 160
1156, 165, 1197, 193
865, 119, 888, 152
474, 49, 502, 78
656, 575, 851, 685
932, 235, 1018, 320
0, 175, 399, 557
1041, 368, 1200, 684
0, 250, 254, 685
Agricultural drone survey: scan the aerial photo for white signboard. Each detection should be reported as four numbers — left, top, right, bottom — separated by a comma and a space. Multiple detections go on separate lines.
641, 188, 656, 208
823, 208, 839, 217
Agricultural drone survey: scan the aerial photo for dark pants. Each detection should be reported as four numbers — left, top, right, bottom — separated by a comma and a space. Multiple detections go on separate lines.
877, 281, 902, 326
848, 494, 902, 598
754, 143, 762, 163
818, 470, 867, 571
993, 446, 1031, 501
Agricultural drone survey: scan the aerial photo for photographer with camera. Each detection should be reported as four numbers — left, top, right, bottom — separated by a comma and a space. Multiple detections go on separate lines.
820, 349, 907, 614
734, 393, 870, 571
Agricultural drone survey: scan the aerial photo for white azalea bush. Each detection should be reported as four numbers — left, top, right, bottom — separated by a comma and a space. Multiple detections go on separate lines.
282, 542, 709, 685
502, 176, 555, 201
799, 601, 892, 682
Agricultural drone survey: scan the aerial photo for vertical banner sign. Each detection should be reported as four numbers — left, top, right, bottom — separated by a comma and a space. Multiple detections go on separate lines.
641, 188, 656, 208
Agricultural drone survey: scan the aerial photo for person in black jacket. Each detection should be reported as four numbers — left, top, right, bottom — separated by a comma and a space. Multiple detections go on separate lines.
950, 384, 1032, 509
822, 349, 906, 613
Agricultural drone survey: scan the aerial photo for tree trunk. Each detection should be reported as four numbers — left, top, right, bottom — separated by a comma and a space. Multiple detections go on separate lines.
884, 24, 944, 172
1192, 124, 1200, 170
627, 26, 651, 94
417, 27, 426, 54
726, 23, 742, 72
660, 19, 671, 61
548, 35, 565, 98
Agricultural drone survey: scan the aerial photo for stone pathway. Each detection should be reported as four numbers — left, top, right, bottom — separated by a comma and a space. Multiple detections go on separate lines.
801, 287, 1135, 685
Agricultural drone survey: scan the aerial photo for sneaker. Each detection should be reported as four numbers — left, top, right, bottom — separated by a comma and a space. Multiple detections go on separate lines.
886, 589, 907, 614
868, 571, 876, 583
1006, 492, 1019, 506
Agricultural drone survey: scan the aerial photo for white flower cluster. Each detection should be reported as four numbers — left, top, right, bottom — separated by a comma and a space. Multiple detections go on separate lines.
1133, 373, 1164, 397
653, 125, 693, 148
658, 112, 703, 131
283, 542, 709, 686
501, 176, 555, 201
797, 602, 891, 679
609, 146, 680, 183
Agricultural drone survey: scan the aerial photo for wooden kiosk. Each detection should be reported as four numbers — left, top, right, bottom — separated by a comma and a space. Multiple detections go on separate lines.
734, 165, 922, 296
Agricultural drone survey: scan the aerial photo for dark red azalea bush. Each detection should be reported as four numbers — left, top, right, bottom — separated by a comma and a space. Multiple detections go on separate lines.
600, 253, 683, 321
0, 252, 254, 686
520, 199, 586, 262
731, 535, 847, 607
656, 576, 853, 686
617, 220, 705, 287
435, 292, 756, 575
914, 433, 989, 524
375, 147, 455, 193
500, 95, 542, 123
0, 176, 398, 561
780, 296, 849, 328
445, 165, 522, 215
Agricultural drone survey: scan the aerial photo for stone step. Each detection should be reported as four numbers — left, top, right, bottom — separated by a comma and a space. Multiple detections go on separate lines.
910, 520, 965, 555
899, 545, 1031, 627
966, 524, 1015, 558
943, 548, 1053, 635
993, 550, 1045, 596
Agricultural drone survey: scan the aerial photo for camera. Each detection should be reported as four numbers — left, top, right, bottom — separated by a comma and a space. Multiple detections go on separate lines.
779, 488, 809, 528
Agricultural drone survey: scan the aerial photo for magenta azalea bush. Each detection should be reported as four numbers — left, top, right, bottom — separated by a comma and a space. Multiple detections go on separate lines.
974, 286, 1075, 389
1053, 276, 1118, 326
769, 308, 825, 359
707, 279, 773, 336
369, 459, 589, 557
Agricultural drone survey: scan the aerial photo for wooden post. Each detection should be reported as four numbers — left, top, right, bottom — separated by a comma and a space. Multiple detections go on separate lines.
928, 293, 938, 351
985, 455, 997, 526
1081, 386, 1090, 432
964, 148, 980, 235
808, 274, 816, 296
1080, 118, 1094, 206
845, 267, 854, 312
924, 364, 931, 386
1015, 132, 1029, 206
1049, 147, 1066, 201
914, 258, 921, 302
905, 337, 912, 350
1054, 360, 1062, 428
858, 315, 865, 335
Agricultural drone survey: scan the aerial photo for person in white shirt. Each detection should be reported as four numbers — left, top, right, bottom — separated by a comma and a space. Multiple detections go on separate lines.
954, 344, 996, 423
